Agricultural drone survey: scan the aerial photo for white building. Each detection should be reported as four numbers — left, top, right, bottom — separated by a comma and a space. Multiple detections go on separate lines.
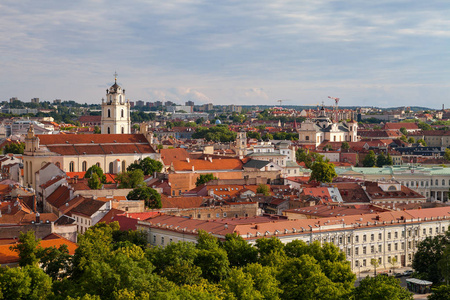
297, 106, 358, 147
138, 206, 450, 273
101, 75, 131, 134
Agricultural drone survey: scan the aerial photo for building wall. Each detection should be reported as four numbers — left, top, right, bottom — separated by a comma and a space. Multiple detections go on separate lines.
163, 203, 259, 220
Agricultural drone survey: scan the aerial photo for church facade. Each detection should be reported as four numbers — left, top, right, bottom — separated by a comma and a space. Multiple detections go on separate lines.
297, 106, 358, 147
23, 77, 158, 190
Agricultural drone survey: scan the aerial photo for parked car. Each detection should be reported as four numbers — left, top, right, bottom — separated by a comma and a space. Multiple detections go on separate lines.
394, 272, 403, 278
403, 270, 413, 276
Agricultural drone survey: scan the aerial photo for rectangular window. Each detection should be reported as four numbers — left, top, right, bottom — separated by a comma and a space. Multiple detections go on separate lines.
394, 232, 398, 239
378, 233, 382, 240
429, 228, 433, 234
388, 244, 391, 251
161, 237, 164, 245
402, 242, 405, 250
395, 243, 398, 251
378, 245, 382, 252
355, 235, 359, 243
388, 232, 391, 239
423, 228, 426, 235
363, 235, 366, 242
355, 247, 359, 255
363, 246, 366, 254
371, 245, 374, 253
371, 234, 374, 241
347, 236, 351, 243
153, 235, 156, 243
363, 259, 366, 267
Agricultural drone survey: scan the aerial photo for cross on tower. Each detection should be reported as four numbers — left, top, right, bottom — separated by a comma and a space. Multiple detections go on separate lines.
114, 71, 118, 82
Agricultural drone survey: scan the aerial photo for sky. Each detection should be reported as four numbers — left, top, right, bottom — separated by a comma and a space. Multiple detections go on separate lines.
1, 0, 449, 108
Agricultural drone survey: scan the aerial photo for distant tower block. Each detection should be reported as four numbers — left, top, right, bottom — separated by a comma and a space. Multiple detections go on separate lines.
101, 73, 131, 134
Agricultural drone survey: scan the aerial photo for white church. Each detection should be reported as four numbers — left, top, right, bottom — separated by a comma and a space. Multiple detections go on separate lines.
101, 74, 131, 134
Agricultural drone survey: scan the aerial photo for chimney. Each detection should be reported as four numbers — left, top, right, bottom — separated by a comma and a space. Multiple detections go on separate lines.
186, 157, 190, 163
208, 157, 213, 163
36, 212, 40, 223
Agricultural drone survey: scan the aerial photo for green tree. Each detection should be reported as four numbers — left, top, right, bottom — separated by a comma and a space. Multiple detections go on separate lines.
400, 127, 408, 135
376, 152, 386, 167
417, 138, 427, 146
256, 184, 270, 196
116, 169, 145, 188
444, 149, 450, 161
310, 161, 337, 183
88, 173, 103, 190
408, 137, 415, 144
296, 149, 313, 169
243, 263, 281, 300
9, 231, 41, 267
370, 258, 380, 276
38, 243, 72, 280
3, 142, 25, 154
418, 122, 432, 131
390, 256, 399, 274
428, 285, 450, 300
247, 131, 261, 140
255, 237, 287, 267
195, 173, 218, 187
323, 144, 333, 151
93, 126, 101, 134
261, 133, 273, 141
412, 233, 450, 283
222, 233, 258, 268
220, 268, 263, 299
127, 157, 163, 176
353, 275, 413, 300
84, 165, 107, 183
363, 150, 377, 167
438, 245, 450, 285
0, 265, 53, 300
341, 141, 350, 151
127, 186, 162, 208
400, 135, 408, 142
386, 153, 394, 165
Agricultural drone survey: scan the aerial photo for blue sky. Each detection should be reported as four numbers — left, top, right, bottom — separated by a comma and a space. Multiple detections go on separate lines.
1, 0, 449, 108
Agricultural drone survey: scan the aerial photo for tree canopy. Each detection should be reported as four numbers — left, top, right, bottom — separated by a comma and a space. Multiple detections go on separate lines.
195, 173, 218, 187
310, 161, 337, 183
127, 186, 162, 208
3, 142, 24, 154
363, 150, 377, 167
127, 157, 163, 176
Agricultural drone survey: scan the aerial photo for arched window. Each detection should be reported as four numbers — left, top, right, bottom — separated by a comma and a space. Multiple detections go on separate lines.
29, 162, 32, 184
443, 179, 446, 186
82, 161, 87, 172
305, 136, 309, 141
122, 160, 126, 172
69, 161, 75, 172
107, 127, 111, 134
25, 161, 28, 183
436, 179, 439, 186
96, 162, 101, 168
121, 127, 124, 134
107, 109, 111, 118
109, 162, 114, 174
121, 109, 124, 118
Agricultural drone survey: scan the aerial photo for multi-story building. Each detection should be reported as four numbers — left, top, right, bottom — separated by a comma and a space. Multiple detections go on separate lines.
336, 165, 450, 202
138, 206, 450, 273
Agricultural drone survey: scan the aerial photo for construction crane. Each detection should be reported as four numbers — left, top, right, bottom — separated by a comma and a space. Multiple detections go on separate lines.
328, 96, 340, 122
276, 99, 291, 107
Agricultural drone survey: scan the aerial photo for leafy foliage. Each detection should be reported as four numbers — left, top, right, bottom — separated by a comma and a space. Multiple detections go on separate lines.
127, 186, 162, 208
127, 157, 163, 176
196, 173, 218, 187
256, 184, 271, 196
84, 165, 107, 183
363, 150, 377, 167
9, 231, 41, 267
353, 275, 413, 300
310, 161, 337, 183
3, 142, 25, 154
116, 169, 145, 188
192, 125, 237, 142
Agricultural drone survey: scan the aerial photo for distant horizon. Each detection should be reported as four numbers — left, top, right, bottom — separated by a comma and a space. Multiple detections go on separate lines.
1, 1, 449, 109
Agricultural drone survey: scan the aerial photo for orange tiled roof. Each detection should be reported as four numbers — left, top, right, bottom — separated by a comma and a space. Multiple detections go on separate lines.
172, 157, 243, 171
0, 234, 77, 265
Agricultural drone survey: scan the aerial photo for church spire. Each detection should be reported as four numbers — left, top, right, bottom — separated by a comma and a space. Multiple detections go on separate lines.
114, 71, 118, 84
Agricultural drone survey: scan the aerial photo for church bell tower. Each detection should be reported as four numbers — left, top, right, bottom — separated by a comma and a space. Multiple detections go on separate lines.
101, 73, 131, 134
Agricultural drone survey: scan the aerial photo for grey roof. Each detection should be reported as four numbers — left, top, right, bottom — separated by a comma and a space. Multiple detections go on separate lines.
248, 152, 285, 157
243, 159, 270, 169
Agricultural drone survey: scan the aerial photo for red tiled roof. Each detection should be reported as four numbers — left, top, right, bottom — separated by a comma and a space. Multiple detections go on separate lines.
172, 157, 243, 171
161, 196, 205, 209
98, 208, 126, 224
384, 123, 419, 130
0, 234, 77, 265
160, 148, 190, 166
46, 185, 71, 208
69, 198, 106, 217
38, 134, 150, 145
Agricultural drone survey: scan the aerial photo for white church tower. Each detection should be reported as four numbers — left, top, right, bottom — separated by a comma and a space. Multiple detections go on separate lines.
101, 73, 131, 134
